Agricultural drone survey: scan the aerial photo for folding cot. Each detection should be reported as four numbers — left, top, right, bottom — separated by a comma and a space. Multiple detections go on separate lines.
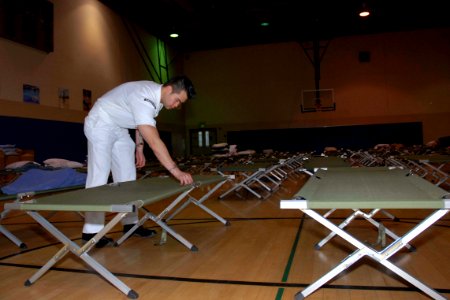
258, 155, 306, 180
394, 156, 430, 177
301, 156, 398, 244
280, 167, 449, 300
4, 175, 228, 299
347, 150, 377, 166
278, 155, 305, 176
216, 162, 285, 199
402, 154, 450, 188
299, 158, 401, 249
299, 155, 351, 176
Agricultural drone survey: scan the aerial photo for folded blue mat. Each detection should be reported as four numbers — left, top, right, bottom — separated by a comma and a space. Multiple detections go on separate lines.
1, 168, 87, 195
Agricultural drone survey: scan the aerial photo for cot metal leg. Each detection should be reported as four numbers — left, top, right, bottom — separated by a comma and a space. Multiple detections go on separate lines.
322, 208, 336, 218
116, 216, 148, 246
219, 181, 246, 199
155, 219, 198, 251
250, 174, 273, 192
261, 166, 283, 184
191, 200, 229, 225
262, 172, 281, 188
241, 184, 263, 198
379, 258, 445, 300
299, 249, 366, 299
25, 211, 138, 299
25, 244, 71, 286
259, 174, 277, 187
270, 168, 284, 180
0, 224, 26, 249
1, 204, 27, 249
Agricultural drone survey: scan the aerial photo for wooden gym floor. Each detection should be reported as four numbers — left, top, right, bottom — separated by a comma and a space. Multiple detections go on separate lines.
0, 173, 449, 300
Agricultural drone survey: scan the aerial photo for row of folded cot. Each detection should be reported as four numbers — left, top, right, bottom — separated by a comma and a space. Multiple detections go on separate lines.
346, 149, 449, 190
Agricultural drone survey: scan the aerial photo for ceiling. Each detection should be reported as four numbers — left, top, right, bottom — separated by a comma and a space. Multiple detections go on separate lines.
100, 0, 450, 52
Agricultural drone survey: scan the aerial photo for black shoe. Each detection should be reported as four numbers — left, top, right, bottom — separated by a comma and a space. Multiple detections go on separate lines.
123, 224, 157, 237
82, 233, 114, 248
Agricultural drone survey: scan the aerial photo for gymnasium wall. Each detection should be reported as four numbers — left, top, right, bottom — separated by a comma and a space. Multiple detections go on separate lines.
184, 28, 450, 148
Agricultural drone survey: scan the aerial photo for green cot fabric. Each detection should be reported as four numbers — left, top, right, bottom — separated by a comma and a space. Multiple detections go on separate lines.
303, 156, 351, 169
10, 175, 225, 212
294, 167, 448, 209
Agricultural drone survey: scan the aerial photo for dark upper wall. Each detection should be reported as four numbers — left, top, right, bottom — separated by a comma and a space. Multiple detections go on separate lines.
227, 122, 423, 153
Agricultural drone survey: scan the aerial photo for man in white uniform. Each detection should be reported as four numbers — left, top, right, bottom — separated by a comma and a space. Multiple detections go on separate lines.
83, 76, 196, 247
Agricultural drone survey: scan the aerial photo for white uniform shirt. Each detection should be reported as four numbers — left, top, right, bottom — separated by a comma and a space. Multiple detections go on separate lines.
93, 81, 163, 129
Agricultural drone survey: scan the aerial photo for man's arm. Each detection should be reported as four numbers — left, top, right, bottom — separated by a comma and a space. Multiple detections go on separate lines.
135, 129, 146, 168
137, 124, 193, 185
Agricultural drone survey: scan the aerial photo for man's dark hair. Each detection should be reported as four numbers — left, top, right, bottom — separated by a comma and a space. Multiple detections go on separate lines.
163, 76, 196, 99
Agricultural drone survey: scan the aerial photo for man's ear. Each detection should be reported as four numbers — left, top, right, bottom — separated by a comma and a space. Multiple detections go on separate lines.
161, 85, 173, 96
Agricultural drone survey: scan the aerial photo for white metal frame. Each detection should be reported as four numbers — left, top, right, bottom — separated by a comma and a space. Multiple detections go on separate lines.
280, 199, 449, 300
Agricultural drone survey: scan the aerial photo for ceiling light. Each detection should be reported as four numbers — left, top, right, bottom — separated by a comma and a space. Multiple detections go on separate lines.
359, 10, 370, 17
260, 22, 270, 27
359, 2, 370, 17
170, 33, 179, 38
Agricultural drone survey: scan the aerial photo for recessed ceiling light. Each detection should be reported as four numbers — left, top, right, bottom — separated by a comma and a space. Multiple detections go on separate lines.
359, 2, 370, 17
359, 11, 370, 17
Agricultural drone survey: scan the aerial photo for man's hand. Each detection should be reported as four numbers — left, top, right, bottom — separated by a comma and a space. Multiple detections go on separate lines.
135, 147, 146, 168
171, 168, 193, 185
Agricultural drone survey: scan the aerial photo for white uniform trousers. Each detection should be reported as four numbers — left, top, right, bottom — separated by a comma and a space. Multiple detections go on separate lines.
83, 111, 139, 234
